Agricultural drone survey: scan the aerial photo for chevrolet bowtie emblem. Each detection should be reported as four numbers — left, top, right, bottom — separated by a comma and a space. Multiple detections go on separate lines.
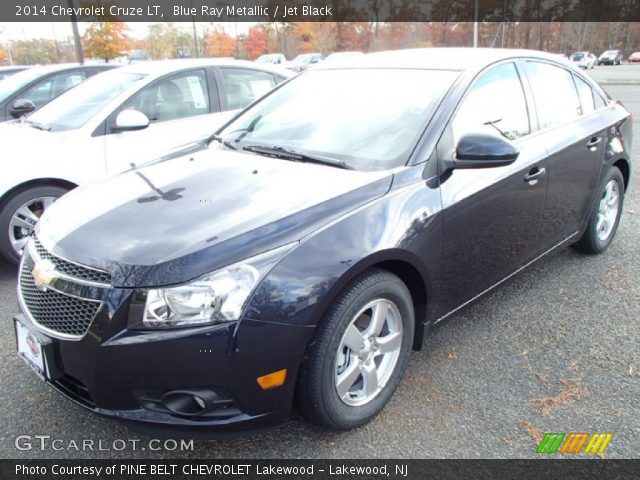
32, 259, 56, 291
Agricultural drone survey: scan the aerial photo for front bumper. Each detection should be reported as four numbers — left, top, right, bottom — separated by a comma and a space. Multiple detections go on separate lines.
14, 310, 313, 438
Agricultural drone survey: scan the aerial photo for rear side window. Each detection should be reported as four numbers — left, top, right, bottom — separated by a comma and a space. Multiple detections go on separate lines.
594, 92, 607, 109
573, 75, 595, 115
524, 61, 581, 128
220, 68, 277, 110
452, 62, 530, 141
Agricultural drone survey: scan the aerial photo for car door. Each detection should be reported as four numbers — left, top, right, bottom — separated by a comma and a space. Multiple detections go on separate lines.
437, 61, 549, 316
521, 61, 605, 251
103, 67, 221, 174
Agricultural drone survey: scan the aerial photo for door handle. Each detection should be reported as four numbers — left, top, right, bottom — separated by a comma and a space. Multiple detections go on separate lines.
524, 167, 546, 184
587, 137, 601, 149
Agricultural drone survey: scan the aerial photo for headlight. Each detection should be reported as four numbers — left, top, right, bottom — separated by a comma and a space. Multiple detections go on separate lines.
134, 243, 296, 329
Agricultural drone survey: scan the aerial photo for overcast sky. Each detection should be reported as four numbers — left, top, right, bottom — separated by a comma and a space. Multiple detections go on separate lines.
0, 22, 251, 42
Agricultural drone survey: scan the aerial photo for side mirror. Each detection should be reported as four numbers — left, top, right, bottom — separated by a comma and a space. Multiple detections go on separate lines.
10, 98, 36, 118
450, 133, 519, 170
112, 109, 150, 132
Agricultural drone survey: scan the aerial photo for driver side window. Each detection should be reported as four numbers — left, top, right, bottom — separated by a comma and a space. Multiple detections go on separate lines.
452, 62, 530, 142
121, 69, 210, 124
21, 71, 87, 107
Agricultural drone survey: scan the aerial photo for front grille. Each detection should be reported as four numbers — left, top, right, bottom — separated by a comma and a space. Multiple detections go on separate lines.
20, 264, 103, 337
33, 237, 111, 285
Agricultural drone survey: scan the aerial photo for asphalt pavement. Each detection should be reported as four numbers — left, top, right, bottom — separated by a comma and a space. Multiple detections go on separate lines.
586, 62, 640, 85
0, 85, 638, 460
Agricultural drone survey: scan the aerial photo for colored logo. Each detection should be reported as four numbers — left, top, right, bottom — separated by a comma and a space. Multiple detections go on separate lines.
32, 259, 56, 291
26, 333, 40, 358
537, 432, 612, 454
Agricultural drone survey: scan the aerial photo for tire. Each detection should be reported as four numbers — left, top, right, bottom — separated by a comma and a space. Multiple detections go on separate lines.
297, 269, 415, 430
0, 185, 68, 265
572, 166, 625, 255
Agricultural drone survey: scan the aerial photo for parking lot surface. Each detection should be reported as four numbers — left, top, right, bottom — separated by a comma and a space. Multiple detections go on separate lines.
0, 85, 638, 460
587, 63, 640, 85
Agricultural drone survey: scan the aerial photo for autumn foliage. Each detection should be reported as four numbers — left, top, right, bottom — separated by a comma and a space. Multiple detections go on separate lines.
0, 45, 7, 64
83, 22, 129, 62
205, 29, 237, 57
245, 26, 267, 60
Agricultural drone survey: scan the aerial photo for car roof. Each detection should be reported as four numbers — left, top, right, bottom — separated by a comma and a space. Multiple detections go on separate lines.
26, 63, 113, 74
118, 58, 293, 78
0, 65, 29, 71
315, 47, 576, 72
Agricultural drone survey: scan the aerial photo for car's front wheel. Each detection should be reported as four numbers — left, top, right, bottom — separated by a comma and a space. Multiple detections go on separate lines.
0, 185, 68, 265
573, 166, 625, 254
297, 269, 414, 430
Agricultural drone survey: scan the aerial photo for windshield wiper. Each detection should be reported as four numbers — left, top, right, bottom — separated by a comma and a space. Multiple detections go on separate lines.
242, 144, 353, 170
207, 133, 237, 150
23, 119, 51, 131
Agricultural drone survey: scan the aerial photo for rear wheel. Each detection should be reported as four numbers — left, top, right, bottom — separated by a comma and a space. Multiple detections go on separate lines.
297, 269, 414, 430
572, 166, 624, 254
0, 185, 68, 265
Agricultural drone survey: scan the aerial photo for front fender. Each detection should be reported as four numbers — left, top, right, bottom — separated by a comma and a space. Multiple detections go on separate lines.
244, 165, 444, 331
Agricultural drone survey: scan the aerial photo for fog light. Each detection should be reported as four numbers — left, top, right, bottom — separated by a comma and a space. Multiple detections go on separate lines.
161, 390, 216, 415
257, 369, 287, 390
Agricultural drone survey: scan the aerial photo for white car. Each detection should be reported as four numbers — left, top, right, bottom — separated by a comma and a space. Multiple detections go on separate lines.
255, 53, 286, 65
570, 51, 596, 69
0, 59, 291, 264
324, 51, 363, 63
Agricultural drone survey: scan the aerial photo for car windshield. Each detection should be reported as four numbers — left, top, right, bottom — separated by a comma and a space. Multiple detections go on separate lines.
28, 70, 146, 132
571, 53, 584, 60
217, 68, 459, 171
256, 55, 277, 63
603, 50, 617, 56
293, 54, 314, 65
0, 68, 48, 104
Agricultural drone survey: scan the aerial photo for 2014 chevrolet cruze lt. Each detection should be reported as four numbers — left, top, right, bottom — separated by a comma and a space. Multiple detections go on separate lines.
14, 49, 632, 436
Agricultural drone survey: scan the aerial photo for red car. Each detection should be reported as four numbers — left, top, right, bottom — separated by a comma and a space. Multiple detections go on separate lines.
629, 52, 640, 62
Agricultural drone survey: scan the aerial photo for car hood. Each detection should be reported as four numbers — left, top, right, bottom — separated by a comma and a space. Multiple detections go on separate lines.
36, 148, 392, 287
0, 121, 70, 146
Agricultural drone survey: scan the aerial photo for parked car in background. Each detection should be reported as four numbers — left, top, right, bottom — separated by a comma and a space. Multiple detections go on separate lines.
598, 49, 623, 65
0, 66, 30, 80
256, 53, 286, 65
127, 50, 149, 63
628, 51, 640, 63
0, 64, 115, 122
0, 59, 292, 264
12, 48, 631, 436
325, 51, 364, 63
570, 51, 596, 69
288, 53, 325, 72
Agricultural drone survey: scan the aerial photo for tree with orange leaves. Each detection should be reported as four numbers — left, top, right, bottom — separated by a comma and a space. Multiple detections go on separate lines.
83, 21, 129, 62
245, 26, 266, 60
205, 29, 237, 58
295, 23, 336, 54
0, 44, 7, 64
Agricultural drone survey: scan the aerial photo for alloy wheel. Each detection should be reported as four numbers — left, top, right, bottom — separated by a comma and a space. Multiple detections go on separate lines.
334, 298, 403, 407
8, 196, 57, 255
596, 179, 620, 242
